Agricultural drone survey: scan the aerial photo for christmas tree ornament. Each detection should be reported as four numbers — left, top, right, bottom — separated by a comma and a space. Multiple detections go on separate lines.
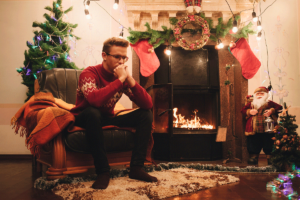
130, 40, 160, 77
25, 68, 31, 76
51, 16, 58, 22
16, 68, 23, 73
230, 38, 261, 79
27, 41, 33, 46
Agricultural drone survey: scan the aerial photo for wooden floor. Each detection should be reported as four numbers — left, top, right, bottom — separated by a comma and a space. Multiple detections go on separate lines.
0, 157, 293, 200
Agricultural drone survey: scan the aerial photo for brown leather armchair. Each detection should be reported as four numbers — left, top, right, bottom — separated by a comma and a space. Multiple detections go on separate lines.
34, 68, 149, 180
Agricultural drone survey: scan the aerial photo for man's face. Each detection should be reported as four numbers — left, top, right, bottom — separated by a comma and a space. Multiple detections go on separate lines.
102, 45, 127, 73
255, 92, 266, 99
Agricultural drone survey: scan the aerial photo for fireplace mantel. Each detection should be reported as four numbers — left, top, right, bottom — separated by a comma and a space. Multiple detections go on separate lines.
123, 0, 254, 31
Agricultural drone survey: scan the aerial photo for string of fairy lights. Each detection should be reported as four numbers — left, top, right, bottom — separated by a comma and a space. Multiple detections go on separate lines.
82, 0, 278, 53
83, 0, 125, 38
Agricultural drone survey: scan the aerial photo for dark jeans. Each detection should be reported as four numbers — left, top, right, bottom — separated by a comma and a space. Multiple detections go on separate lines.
247, 133, 275, 155
74, 107, 153, 174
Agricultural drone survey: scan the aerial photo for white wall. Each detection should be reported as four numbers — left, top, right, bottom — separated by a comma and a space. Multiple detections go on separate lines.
0, 0, 131, 154
248, 0, 300, 126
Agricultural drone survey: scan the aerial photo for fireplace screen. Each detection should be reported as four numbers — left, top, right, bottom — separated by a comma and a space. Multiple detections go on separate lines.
173, 89, 218, 130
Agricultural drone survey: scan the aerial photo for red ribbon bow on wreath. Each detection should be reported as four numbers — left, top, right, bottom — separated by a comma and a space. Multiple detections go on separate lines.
188, 15, 195, 21
190, 43, 195, 50
174, 28, 180, 35
203, 28, 209, 34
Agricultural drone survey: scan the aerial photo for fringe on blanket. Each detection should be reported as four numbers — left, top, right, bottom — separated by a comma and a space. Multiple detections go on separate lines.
11, 116, 40, 157
11, 116, 28, 138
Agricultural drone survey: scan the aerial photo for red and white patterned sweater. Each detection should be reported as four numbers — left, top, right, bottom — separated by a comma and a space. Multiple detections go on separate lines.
70, 63, 153, 117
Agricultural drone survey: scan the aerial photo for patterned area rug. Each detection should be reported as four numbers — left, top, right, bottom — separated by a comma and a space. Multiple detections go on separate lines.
52, 168, 239, 200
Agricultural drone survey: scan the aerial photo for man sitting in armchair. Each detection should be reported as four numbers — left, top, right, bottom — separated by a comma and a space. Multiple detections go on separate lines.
70, 37, 158, 189
241, 86, 282, 165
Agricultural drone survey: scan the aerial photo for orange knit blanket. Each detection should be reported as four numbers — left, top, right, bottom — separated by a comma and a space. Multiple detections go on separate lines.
11, 92, 82, 156
11, 92, 154, 164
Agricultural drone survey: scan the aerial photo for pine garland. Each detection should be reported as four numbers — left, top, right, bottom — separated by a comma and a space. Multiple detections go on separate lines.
230, 21, 256, 40
127, 22, 175, 48
17, 0, 80, 102
129, 13, 256, 47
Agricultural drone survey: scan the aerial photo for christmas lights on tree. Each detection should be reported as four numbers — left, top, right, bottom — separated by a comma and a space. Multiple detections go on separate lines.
17, 0, 80, 102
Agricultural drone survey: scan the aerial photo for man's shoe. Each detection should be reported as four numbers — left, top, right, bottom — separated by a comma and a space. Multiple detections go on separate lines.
129, 166, 158, 182
91, 171, 110, 189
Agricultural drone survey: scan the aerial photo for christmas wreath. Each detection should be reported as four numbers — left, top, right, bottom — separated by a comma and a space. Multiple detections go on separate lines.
174, 15, 210, 50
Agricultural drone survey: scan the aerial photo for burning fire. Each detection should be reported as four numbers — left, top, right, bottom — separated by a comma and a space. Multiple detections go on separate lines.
173, 108, 214, 130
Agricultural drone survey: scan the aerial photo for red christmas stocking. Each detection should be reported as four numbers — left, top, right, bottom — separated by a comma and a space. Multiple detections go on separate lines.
130, 40, 160, 77
230, 38, 261, 79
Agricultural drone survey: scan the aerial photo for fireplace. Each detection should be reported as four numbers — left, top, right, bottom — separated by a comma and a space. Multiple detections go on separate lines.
149, 45, 222, 161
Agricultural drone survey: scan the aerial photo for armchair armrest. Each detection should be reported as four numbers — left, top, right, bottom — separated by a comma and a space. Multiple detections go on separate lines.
45, 133, 67, 180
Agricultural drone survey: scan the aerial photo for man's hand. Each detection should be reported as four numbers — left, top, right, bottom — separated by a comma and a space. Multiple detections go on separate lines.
114, 65, 128, 82
124, 65, 136, 87
125, 65, 131, 77
54, 98, 75, 111
264, 109, 272, 117
250, 109, 258, 115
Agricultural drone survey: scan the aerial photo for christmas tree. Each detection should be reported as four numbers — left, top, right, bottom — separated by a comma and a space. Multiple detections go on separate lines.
271, 103, 300, 171
17, 0, 80, 102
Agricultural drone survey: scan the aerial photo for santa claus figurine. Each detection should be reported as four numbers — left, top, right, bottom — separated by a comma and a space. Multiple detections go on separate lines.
241, 86, 282, 165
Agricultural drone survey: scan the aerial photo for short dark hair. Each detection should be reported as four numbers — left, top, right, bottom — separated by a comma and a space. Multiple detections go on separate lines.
102, 37, 129, 53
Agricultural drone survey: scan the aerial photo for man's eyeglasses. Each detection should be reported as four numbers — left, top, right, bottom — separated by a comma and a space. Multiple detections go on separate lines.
105, 52, 129, 62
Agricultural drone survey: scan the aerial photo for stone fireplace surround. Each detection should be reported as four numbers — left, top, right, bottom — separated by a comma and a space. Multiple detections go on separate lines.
126, 0, 251, 162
